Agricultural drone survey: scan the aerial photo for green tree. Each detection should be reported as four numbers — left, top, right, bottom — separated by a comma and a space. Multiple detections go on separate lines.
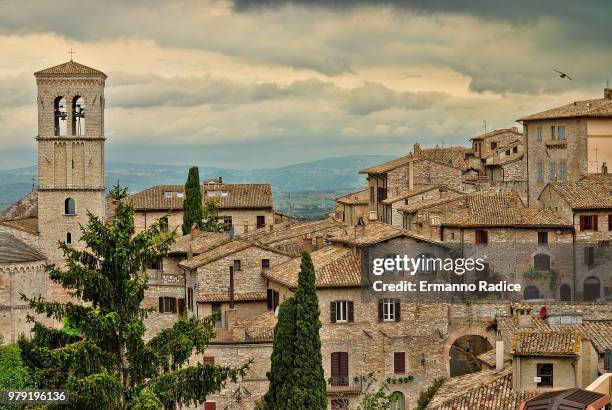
201, 198, 227, 233
19, 185, 249, 409
355, 373, 398, 410
263, 298, 296, 409
0, 343, 33, 410
415, 377, 445, 410
287, 251, 327, 409
182, 166, 204, 235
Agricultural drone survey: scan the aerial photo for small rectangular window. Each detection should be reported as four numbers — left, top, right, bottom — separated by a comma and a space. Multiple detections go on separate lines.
256, 215, 266, 229
394, 352, 406, 374
381, 298, 399, 321
559, 160, 567, 181
536, 127, 543, 142
558, 126, 566, 140
538, 232, 548, 244
475, 230, 488, 245
513, 146, 518, 153
550, 126, 556, 140
537, 363, 553, 388
233, 259, 241, 271
267, 289, 279, 311
262, 259, 270, 269
490, 141, 497, 150
549, 162, 557, 181
164, 191, 172, 198
158, 297, 177, 314
223, 216, 232, 232
584, 246, 594, 266
505, 149, 511, 156
579, 215, 597, 231
536, 162, 544, 182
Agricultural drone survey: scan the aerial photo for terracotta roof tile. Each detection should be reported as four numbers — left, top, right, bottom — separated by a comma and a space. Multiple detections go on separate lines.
0, 191, 38, 222
198, 291, 267, 303
179, 240, 253, 270
470, 128, 523, 141
127, 183, 273, 210
336, 189, 369, 205
518, 95, 612, 121
244, 311, 276, 342
566, 321, 612, 354
0, 217, 39, 235
398, 193, 466, 214
359, 146, 472, 174
169, 231, 230, 255
512, 330, 581, 356
382, 184, 460, 205
34, 60, 107, 78
328, 220, 445, 246
262, 246, 361, 289
543, 178, 612, 210
0, 232, 45, 263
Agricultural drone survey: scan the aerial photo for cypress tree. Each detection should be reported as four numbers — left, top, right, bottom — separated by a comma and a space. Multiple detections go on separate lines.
288, 251, 327, 409
263, 298, 296, 409
182, 166, 204, 235
19, 185, 249, 409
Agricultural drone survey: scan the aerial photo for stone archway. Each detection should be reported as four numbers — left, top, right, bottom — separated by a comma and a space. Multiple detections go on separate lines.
443, 325, 496, 377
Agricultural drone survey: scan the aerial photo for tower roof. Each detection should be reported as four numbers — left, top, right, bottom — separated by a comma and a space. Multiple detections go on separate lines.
34, 60, 107, 79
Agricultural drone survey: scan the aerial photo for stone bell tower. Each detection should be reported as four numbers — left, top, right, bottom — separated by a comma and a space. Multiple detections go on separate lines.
34, 60, 106, 261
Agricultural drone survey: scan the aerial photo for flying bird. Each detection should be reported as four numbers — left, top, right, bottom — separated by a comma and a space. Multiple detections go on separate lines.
554, 69, 573, 80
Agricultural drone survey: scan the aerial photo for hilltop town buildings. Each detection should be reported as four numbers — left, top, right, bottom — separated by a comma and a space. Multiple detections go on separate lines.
1, 60, 611, 409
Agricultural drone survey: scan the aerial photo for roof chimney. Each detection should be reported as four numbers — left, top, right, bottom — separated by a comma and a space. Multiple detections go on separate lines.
496, 340, 504, 371
511, 126, 518, 133
218, 176, 223, 183
302, 235, 313, 252
514, 304, 533, 328
605, 88, 612, 99
413, 143, 421, 153
602, 162, 608, 174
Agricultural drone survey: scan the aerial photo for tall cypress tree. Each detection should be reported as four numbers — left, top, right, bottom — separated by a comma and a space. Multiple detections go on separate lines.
19, 185, 249, 409
263, 298, 296, 409
288, 251, 327, 409
182, 166, 204, 235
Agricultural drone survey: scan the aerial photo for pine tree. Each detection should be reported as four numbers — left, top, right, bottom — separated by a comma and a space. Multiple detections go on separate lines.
263, 298, 296, 409
288, 251, 327, 409
182, 166, 204, 235
19, 185, 249, 409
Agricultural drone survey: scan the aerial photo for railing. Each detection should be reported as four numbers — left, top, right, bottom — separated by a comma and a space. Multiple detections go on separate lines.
327, 377, 362, 394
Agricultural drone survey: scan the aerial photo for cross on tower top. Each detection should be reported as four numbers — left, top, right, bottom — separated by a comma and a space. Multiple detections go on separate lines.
68, 48, 76, 61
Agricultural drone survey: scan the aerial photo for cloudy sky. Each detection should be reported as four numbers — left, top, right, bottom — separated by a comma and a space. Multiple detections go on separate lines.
1, 0, 611, 169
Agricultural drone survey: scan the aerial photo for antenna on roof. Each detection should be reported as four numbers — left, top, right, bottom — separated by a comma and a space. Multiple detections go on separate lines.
483, 120, 487, 135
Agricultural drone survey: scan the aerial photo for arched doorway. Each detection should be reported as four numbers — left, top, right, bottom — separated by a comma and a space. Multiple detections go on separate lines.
449, 335, 493, 377
560, 284, 571, 301
524, 286, 540, 300
584, 277, 601, 301
391, 392, 405, 410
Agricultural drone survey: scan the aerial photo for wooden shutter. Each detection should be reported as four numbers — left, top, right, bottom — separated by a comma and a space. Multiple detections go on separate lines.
331, 352, 349, 386
330, 301, 337, 323
273, 291, 279, 310
169, 297, 177, 314
178, 298, 185, 314
331, 352, 340, 380
202, 356, 215, 365
593, 215, 598, 231
378, 300, 383, 322
395, 300, 401, 322
158, 297, 164, 313
267, 289, 274, 310
609, 215, 612, 231
394, 352, 406, 374
339, 352, 349, 384
580, 215, 586, 231
348, 301, 354, 322
204, 402, 216, 410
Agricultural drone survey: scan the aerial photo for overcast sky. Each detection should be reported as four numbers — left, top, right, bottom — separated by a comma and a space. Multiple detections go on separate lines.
1, 0, 611, 169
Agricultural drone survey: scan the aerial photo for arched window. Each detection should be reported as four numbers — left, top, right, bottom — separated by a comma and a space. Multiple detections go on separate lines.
533, 253, 550, 271
524, 286, 540, 300
54, 96, 67, 136
72, 96, 85, 136
66, 232, 72, 244
64, 197, 76, 215
559, 284, 571, 301
390, 392, 406, 410
583, 277, 601, 301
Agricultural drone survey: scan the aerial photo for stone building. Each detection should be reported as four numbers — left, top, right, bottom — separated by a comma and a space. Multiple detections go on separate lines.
470, 128, 523, 161
127, 181, 274, 235
334, 189, 369, 226
539, 174, 612, 301
519, 87, 612, 206
359, 145, 472, 223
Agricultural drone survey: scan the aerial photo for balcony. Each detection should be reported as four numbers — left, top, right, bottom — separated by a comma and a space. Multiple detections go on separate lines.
327, 377, 362, 395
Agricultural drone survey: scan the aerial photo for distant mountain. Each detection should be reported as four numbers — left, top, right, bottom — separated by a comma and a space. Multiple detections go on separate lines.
0, 155, 392, 217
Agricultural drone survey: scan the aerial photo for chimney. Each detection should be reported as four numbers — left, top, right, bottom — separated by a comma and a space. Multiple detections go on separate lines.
315, 235, 324, 250
602, 162, 608, 174
218, 176, 223, 183
269, 224, 274, 232
302, 235, 313, 252
413, 143, 421, 153
604, 88, 612, 99
511, 126, 518, 133
496, 340, 504, 371
514, 304, 533, 328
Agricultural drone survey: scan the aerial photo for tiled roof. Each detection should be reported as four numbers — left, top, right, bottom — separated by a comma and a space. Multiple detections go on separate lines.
543, 178, 612, 210
471, 128, 523, 142
495, 315, 550, 350
512, 330, 581, 356
0, 217, 39, 235
518, 94, 612, 121
262, 246, 361, 289
428, 367, 538, 410
476, 349, 510, 368
179, 240, 253, 270
327, 220, 444, 246
0, 232, 45, 263
169, 231, 230, 255
336, 189, 369, 205
382, 184, 457, 205
34, 60, 107, 78
0, 191, 38, 222
127, 183, 273, 210
483, 153, 524, 167
397, 193, 465, 214
198, 291, 267, 303
359, 146, 471, 174
244, 311, 276, 342
567, 321, 612, 354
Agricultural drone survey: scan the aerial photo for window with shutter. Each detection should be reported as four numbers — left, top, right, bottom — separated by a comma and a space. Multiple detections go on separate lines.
178, 298, 185, 314
331, 352, 349, 386
580, 215, 595, 231
158, 297, 164, 313
330, 301, 337, 323
394, 352, 406, 374
233, 260, 241, 271
594, 215, 599, 231
348, 301, 354, 322
395, 300, 401, 322
267, 289, 274, 310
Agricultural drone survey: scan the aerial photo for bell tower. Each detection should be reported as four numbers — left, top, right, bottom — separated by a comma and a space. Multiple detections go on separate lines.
34, 60, 106, 260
